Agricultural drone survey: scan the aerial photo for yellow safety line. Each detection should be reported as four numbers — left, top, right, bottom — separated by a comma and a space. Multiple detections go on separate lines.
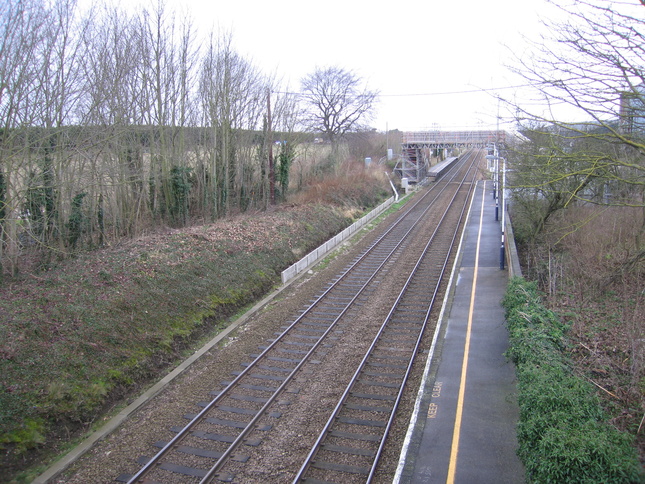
446, 182, 486, 483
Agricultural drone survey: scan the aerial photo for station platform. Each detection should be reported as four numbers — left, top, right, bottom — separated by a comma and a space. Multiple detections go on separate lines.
427, 157, 459, 182
394, 181, 525, 484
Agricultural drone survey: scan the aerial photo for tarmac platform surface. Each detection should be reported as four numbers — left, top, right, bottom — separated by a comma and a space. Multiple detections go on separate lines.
394, 180, 525, 484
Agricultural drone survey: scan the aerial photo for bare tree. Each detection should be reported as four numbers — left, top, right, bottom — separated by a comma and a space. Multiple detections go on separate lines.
198, 33, 267, 217
300, 66, 378, 159
0, 0, 52, 275
504, 0, 645, 264
80, 5, 148, 238
269, 86, 303, 202
138, 1, 199, 226
35, 0, 88, 251
0, 0, 301, 275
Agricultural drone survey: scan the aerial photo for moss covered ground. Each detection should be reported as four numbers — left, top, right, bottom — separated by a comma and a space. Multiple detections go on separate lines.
0, 203, 362, 482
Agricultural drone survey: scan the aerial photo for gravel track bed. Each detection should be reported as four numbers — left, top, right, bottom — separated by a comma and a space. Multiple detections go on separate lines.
52, 185, 467, 484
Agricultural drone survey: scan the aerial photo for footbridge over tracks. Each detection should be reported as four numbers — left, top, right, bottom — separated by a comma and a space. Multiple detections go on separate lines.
395, 130, 508, 183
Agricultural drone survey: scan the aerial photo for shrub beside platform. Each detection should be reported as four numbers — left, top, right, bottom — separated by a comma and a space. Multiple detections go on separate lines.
502, 278, 643, 484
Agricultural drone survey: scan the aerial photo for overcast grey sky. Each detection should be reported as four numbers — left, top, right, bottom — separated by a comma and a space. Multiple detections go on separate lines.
185, 0, 564, 132
99, 0, 565, 131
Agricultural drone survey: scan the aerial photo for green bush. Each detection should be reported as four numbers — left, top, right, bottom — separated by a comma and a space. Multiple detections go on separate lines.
503, 277, 643, 484
527, 420, 643, 484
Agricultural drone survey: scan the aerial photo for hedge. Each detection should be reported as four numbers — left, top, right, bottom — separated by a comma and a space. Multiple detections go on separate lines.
502, 277, 643, 484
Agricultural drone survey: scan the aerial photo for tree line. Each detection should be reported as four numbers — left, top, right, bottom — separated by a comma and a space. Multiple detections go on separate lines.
0, 0, 379, 278
506, 0, 645, 249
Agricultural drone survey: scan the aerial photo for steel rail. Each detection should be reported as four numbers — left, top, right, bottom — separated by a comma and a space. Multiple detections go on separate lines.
124, 153, 474, 484
126, 214, 399, 484
294, 154, 476, 482
292, 151, 479, 483
367, 160, 477, 482
195, 152, 478, 484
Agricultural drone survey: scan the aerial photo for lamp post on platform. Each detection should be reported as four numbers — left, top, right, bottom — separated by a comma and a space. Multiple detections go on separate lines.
485, 152, 499, 221
486, 150, 506, 270
500, 155, 506, 271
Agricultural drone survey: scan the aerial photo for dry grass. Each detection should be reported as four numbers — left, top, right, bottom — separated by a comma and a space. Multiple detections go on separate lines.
290, 161, 391, 217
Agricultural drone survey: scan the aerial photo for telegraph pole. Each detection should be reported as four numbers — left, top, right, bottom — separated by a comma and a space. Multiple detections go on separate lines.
267, 88, 275, 205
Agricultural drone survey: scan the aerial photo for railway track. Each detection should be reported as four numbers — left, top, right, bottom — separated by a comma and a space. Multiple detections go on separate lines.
118, 150, 481, 484
292, 154, 476, 484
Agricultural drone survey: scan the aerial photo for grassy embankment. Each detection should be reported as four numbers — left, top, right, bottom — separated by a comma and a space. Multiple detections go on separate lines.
0, 166, 392, 482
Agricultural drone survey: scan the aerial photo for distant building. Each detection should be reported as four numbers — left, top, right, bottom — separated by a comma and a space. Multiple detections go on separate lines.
619, 83, 645, 134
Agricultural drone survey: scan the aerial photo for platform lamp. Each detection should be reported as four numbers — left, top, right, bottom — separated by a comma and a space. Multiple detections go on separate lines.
485, 153, 499, 221
500, 155, 506, 271
485, 152, 506, 270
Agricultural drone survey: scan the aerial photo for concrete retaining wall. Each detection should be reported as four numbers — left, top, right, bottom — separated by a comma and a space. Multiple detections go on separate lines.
281, 194, 522, 283
281, 197, 396, 284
